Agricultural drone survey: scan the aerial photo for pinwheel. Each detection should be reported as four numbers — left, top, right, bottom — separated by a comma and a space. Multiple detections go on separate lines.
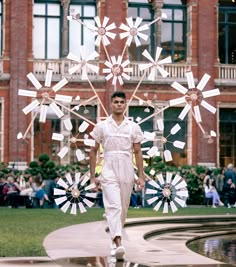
169, 71, 220, 123
103, 55, 132, 85
67, 46, 99, 80
119, 17, 149, 47
142, 120, 185, 162
54, 172, 97, 215
87, 16, 116, 46
52, 120, 95, 162
67, 15, 116, 47
17, 69, 70, 140
146, 172, 188, 213
139, 47, 172, 80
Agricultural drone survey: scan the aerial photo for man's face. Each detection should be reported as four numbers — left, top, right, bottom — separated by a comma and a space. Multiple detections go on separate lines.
110, 97, 126, 115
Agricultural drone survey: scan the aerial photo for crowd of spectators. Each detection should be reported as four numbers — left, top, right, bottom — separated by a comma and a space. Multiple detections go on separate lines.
203, 163, 236, 208
0, 173, 56, 208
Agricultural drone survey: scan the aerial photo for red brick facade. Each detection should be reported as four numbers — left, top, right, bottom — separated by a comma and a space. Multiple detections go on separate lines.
0, 0, 235, 167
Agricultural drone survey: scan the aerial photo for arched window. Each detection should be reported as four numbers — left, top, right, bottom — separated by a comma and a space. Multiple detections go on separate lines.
219, 0, 236, 64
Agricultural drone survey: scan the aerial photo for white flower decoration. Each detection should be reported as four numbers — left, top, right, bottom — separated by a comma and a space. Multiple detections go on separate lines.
52, 120, 95, 162
139, 47, 172, 80
119, 17, 149, 47
169, 71, 220, 123
103, 55, 132, 85
143, 120, 185, 162
67, 46, 99, 80
17, 69, 70, 140
87, 16, 116, 46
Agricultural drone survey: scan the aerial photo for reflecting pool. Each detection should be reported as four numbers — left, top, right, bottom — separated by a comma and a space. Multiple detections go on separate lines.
188, 234, 236, 266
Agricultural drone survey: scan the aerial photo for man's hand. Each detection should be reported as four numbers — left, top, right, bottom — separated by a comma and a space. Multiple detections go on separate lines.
135, 177, 145, 191
90, 177, 100, 192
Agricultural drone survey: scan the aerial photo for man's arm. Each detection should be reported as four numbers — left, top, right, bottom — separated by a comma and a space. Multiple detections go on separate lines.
89, 141, 100, 185
133, 142, 145, 191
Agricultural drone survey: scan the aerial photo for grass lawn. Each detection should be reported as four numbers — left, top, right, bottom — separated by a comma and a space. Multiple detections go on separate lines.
0, 206, 236, 257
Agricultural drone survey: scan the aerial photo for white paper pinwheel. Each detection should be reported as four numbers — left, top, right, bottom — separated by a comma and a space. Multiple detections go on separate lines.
119, 17, 149, 47
169, 72, 220, 123
86, 16, 116, 46
143, 120, 185, 162
54, 172, 97, 215
52, 120, 95, 162
67, 46, 99, 80
17, 69, 70, 140
139, 47, 172, 80
146, 172, 188, 213
103, 56, 132, 85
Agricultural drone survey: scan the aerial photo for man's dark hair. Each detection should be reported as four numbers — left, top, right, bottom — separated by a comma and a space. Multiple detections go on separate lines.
111, 91, 126, 100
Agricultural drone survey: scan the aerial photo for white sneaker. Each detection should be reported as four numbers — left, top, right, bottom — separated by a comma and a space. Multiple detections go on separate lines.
232, 203, 236, 208
219, 201, 224, 207
115, 246, 125, 261
227, 203, 231, 208
212, 205, 217, 208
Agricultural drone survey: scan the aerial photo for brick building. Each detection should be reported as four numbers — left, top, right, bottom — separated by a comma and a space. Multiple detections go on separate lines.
0, 0, 235, 168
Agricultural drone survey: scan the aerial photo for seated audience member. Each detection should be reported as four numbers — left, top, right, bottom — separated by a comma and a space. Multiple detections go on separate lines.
223, 178, 236, 208
0, 177, 7, 205
2, 176, 21, 208
32, 174, 51, 208
204, 175, 224, 208
20, 176, 34, 197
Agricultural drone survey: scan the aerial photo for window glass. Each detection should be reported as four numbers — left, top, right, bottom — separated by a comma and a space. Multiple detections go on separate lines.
128, 3, 154, 61
161, 4, 187, 62
220, 108, 236, 167
34, 3, 45, 15
47, 18, 60, 58
33, 18, 46, 58
48, 3, 60, 16
84, 5, 95, 17
33, 2, 61, 59
164, 107, 187, 166
219, 7, 236, 64
69, 4, 96, 57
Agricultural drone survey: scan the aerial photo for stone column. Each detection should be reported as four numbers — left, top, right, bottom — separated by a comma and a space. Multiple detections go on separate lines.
9, 1, 30, 163
61, 0, 71, 57
150, 0, 164, 47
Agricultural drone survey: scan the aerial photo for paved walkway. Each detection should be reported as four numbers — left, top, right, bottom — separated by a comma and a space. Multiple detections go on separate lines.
1, 215, 236, 267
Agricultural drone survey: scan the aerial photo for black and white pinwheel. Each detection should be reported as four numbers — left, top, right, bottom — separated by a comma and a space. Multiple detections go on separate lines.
146, 172, 188, 213
54, 172, 97, 215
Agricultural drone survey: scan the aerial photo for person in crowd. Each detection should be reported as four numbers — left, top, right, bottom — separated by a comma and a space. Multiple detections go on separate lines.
2, 176, 21, 208
89, 91, 144, 260
32, 174, 51, 208
42, 175, 56, 208
0, 176, 7, 205
20, 176, 34, 197
203, 174, 224, 208
222, 178, 236, 208
224, 163, 236, 185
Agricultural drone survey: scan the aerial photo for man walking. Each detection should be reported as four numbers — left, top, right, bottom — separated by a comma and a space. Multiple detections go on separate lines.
89, 91, 145, 260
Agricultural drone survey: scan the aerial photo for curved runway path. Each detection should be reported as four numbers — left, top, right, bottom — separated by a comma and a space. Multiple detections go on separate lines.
43, 215, 236, 266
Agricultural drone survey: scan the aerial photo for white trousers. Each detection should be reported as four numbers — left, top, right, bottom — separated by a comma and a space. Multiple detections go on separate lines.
101, 178, 134, 240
